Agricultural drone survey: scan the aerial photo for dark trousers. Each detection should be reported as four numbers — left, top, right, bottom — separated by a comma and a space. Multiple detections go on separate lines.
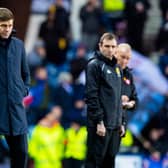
63, 158, 84, 168
85, 127, 121, 168
5, 134, 28, 168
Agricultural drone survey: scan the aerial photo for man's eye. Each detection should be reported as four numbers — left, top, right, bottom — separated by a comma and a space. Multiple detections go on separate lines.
0, 24, 12, 28
0, 25, 6, 27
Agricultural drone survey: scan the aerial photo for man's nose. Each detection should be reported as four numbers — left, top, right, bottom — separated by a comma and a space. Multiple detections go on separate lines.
5, 26, 11, 31
109, 47, 114, 52
124, 60, 128, 64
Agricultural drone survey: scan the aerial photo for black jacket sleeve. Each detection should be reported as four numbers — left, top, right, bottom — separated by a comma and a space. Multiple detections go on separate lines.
129, 73, 138, 110
85, 60, 104, 124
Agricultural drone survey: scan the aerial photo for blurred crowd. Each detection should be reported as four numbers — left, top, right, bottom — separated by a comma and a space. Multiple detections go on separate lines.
0, 0, 168, 167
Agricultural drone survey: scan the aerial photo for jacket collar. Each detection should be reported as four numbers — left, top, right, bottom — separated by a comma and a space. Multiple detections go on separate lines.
0, 35, 11, 47
94, 51, 117, 66
123, 66, 132, 72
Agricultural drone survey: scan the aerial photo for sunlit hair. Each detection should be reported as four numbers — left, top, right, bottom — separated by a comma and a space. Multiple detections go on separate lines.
118, 43, 132, 51
0, 8, 14, 21
99, 33, 116, 44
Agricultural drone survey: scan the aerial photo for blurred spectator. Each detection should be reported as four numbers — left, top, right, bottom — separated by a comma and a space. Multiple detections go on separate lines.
25, 66, 50, 126
39, 1, 69, 65
141, 107, 168, 156
148, 128, 165, 153
52, 0, 70, 42
120, 129, 134, 153
46, 62, 70, 88
102, 0, 125, 32
162, 152, 168, 168
70, 43, 88, 81
143, 151, 162, 168
79, 0, 103, 52
71, 82, 86, 126
51, 0, 70, 36
27, 39, 46, 75
155, 14, 168, 52
38, 1, 70, 88
115, 21, 128, 44
63, 122, 87, 168
159, 0, 168, 22
124, 0, 150, 53
28, 106, 65, 168
50, 72, 74, 128
158, 50, 168, 79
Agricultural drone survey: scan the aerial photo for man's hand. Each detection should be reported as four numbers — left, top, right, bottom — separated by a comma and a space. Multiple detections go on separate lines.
119, 125, 125, 137
122, 100, 135, 109
122, 95, 129, 103
96, 121, 106, 136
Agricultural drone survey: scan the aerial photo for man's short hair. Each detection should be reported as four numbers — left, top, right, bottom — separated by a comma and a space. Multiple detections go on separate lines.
99, 33, 116, 44
0, 8, 14, 21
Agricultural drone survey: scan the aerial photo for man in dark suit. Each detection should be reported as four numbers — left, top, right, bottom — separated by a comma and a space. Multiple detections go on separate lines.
0, 8, 30, 168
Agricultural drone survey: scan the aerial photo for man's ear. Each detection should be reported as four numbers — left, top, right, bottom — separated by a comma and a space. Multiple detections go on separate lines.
114, 48, 118, 58
98, 42, 102, 50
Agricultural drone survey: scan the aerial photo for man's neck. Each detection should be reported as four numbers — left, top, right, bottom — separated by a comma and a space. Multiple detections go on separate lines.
0, 36, 11, 47
0, 35, 10, 41
104, 55, 113, 60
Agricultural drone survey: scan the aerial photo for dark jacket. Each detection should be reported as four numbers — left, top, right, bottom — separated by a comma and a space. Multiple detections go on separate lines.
122, 67, 138, 109
125, 0, 150, 22
85, 52, 123, 129
80, 2, 102, 34
121, 67, 138, 126
0, 36, 30, 135
159, 0, 168, 20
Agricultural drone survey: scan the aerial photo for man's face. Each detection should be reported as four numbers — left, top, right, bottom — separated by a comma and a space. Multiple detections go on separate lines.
99, 39, 117, 60
0, 19, 13, 39
117, 47, 131, 69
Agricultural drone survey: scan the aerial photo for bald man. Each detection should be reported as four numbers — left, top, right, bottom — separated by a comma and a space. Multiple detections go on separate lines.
116, 43, 138, 111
